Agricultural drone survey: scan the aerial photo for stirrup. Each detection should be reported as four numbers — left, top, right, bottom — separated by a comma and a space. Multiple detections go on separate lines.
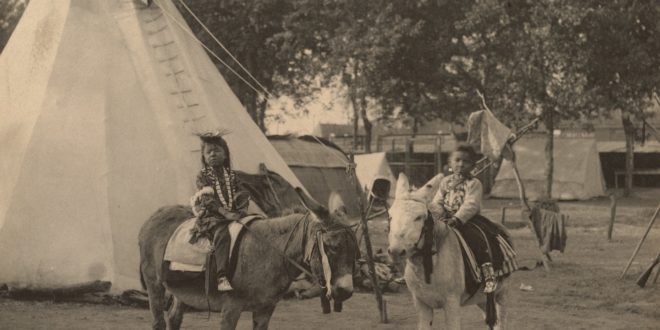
481, 262, 497, 293
217, 277, 233, 291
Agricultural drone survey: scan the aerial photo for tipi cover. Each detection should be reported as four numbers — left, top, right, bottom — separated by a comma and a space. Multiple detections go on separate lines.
490, 136, 606, 201
0, 0, 303, 292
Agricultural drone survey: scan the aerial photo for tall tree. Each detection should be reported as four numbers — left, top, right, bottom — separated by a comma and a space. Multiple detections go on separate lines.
580, 0, 660, 197
453, 0, 593, 198
275, 0, 472, 152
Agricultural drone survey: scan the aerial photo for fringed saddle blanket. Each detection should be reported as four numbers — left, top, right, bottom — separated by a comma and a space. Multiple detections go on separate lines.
451, 220, 518, 297
163, 215, 261, 272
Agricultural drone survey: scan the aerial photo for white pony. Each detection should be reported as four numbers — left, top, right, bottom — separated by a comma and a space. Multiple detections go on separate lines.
388, 173, 509, 330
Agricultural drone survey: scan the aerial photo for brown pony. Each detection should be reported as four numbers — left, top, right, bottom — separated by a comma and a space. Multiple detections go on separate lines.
139, 189, 357, 329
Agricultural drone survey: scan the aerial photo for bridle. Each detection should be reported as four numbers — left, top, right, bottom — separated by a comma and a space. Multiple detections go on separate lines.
398, 197, 442, 284
303, 221, 359, 298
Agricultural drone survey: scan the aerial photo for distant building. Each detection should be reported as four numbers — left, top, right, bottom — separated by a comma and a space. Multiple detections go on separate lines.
557, 105, 660, 188
313, 119, 473, 189
315, 104, 660, 189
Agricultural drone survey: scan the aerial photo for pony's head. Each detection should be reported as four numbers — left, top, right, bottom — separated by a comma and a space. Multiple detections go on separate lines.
295, 188, 357, 303
387, 173, 443, 260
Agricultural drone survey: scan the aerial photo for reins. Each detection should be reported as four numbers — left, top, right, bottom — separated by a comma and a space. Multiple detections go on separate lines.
410, 211, 436, 284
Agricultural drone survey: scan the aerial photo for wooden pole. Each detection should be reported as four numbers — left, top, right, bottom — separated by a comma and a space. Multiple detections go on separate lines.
636, 250, 660, 288
652, 261, 660, 285
509, 151, 551, 272
434, 135, 441, 174
607, 194, 617, 241
620, 203, 660, 279
348, 153, 387, 323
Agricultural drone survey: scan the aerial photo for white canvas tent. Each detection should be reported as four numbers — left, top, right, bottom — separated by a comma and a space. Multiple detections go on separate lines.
0, 0, 303, 292
354, 152, 397, 202
490, 136, 606, 200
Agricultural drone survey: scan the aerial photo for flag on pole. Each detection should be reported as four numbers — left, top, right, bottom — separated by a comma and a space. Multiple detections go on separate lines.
466, 109, 514, 161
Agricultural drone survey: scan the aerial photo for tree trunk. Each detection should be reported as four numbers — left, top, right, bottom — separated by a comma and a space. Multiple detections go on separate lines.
243, 48, 263, 130
544, 110, 554, 199
359, 95, 372, 153
257, 98, 267, 132
244, 94, 260, 130
349, 87, 360, 152
409, 117, 419, 155
621, 112, 635, 197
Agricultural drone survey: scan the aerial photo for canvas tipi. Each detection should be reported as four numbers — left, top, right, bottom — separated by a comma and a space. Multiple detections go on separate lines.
354, 152, 396, 203
490, 136, 606, 201
268, 135, 362, 216
0, 0, 303, 292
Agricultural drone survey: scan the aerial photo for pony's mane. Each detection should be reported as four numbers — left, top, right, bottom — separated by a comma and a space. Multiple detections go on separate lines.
280, 206, 307, 216
253, 212, 311, 235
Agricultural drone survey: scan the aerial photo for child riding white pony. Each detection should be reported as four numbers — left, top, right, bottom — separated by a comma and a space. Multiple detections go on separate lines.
388, 145, 516, 330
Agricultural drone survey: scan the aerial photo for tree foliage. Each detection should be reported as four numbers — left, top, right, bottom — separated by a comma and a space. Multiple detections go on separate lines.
0, 0, 27, 54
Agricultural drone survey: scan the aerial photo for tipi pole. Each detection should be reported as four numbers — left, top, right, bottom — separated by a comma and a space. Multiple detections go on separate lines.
620, 203, 660, 279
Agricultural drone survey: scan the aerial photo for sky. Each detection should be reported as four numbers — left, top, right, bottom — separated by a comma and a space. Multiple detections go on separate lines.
265, 89, 353, 135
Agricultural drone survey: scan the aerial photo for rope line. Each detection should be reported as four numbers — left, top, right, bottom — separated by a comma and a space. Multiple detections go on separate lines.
177, 0, 274, 98
153, 0, 265, 98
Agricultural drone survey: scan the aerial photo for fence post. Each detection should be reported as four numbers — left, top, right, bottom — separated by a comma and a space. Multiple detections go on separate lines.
608, 194, 617, 241
434, 135, 442, 175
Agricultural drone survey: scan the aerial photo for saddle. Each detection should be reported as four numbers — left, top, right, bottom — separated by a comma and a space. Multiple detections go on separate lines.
419, 213, 517, 298
163, 215, 262, 276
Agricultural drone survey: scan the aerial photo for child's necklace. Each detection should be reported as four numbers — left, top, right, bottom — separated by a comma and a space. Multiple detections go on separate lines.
214, 167, 234, 210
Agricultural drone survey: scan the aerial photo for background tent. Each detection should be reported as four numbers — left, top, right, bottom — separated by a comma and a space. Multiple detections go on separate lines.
268, 135, 362, 216
354, 152, 396, 203
0, 0, 303, 292
490, 136, 606, 200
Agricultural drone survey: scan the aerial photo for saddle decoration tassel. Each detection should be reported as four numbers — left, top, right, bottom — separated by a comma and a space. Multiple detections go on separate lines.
317, 231, 333, 299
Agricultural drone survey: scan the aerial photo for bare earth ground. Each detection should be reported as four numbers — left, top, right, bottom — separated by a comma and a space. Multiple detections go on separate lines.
1, 192, 659, 329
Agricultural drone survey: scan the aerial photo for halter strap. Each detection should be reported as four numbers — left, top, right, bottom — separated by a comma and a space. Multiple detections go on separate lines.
316, 231, 333, 298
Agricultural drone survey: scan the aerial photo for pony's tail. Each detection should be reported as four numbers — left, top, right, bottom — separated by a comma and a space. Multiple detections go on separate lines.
139, 267, 147, 291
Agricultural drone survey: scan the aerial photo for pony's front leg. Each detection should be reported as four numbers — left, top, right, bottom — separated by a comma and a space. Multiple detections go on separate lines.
166, 295, 186, 330
443, 295, 461, 330
414, 296, 433, 330
252, 304, 276, 330
220, 298, 243, 330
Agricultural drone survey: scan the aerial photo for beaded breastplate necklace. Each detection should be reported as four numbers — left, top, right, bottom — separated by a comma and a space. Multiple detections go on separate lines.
204, 166, 235, 210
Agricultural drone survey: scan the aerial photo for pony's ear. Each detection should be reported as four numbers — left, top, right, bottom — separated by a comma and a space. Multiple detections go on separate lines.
395, 173, 410, 199
328, 191, 347, 217
294, 187, 330, 225
411, 173, 443, 202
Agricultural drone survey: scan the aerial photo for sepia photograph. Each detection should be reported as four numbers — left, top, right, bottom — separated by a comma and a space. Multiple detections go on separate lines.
0, 0, 658, 329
